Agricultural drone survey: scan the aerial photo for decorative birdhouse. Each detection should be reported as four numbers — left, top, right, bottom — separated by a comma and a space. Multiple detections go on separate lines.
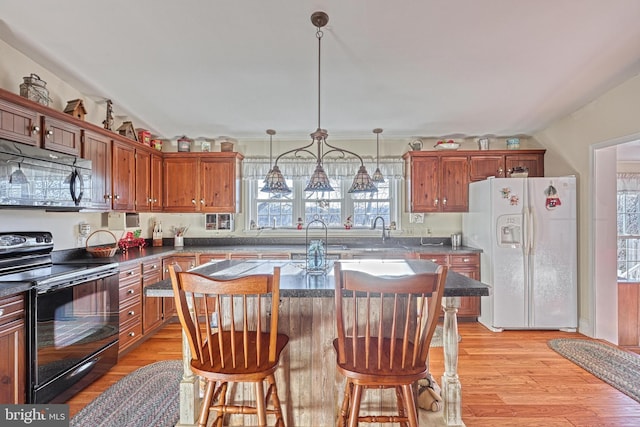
116, 121, 138, 141
64, 99, 87, 120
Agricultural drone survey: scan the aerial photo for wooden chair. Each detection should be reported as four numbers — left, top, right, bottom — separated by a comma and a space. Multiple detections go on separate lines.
168, 264, 289, 427
333, 262, 448, 427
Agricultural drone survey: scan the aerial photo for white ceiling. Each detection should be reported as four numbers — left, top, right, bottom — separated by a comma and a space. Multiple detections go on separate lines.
2, 1, 640, 144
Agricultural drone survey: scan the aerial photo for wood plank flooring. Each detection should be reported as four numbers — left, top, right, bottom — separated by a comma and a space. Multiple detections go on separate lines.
66, 322, 640, 426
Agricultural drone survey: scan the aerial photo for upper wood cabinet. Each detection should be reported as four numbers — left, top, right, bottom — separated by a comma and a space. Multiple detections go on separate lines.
81, 130, 112, 209
134, 149, 151, 212
469, 150, 545, 181
41, 115, 81, 155
0, 98, 40, 146
163, 152, 243, 213
404, 153, 469, 213
150, 153, 163, 212
405, 149, 545, 212
111, 140, 136, 211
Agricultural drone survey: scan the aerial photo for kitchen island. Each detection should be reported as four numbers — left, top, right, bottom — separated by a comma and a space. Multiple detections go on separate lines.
146, 258, 489, 427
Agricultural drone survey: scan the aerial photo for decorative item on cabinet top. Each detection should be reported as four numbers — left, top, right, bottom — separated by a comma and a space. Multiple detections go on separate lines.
117, 121, 138, 141
64, 99, 87, 120
19, 73, 52, 106
177, 135, 192, 152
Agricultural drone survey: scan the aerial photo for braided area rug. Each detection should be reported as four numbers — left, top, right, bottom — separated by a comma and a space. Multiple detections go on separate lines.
548, 338, 640, 403
70, 360, 182, 427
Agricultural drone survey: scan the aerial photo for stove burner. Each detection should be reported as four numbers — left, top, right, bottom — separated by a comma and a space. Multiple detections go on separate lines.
0, 235, 27, 246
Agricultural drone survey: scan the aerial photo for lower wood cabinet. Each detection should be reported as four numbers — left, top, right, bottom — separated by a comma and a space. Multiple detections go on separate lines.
0, 293, 26, 404
141, 258, 163, 333
162, 255, 197, 318
118, 263, 142, 355
418, 252, 481, 319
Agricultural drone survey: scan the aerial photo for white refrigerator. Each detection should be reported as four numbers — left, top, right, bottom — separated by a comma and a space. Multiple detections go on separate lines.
462, 176, 577, 331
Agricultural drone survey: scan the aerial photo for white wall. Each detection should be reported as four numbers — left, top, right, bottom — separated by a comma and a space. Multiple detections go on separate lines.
535, 72, 640, 338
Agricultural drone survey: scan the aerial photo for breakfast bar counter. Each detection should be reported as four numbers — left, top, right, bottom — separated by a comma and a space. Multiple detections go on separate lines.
146, 259, 489, 427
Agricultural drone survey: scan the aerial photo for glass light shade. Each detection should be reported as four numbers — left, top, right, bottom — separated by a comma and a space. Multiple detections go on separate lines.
372, 167, 385, 183
348, 165, 378, 193
304, 163, 334, 192
261, 165, 291, 194
9, 164, 28, 184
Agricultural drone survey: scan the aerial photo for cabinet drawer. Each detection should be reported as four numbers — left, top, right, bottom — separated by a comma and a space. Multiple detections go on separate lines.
119, 299, 142, 325
141, 258, 161, 274
119, 319, 142, 351
119, 264, 140, 285
449, 254, 479, 266
119, 281, 141, 304
0, 294, 25, 325
419, 254, 448, 265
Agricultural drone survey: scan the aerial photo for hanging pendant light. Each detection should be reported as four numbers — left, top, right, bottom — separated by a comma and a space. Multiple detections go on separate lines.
9, 159, 28, 184
265, 11, 376, 194
371, 128, 385, 184
261, 129, 291, 194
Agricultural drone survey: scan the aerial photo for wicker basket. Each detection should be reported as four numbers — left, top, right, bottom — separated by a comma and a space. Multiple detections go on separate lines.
86, 230, 118, 258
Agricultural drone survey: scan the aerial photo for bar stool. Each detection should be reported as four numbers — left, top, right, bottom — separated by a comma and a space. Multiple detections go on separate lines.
333, 262, 447, 427
168, 264, 289, 427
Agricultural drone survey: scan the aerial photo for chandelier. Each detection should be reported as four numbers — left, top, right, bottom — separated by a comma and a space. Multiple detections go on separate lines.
261, 11, 377, 195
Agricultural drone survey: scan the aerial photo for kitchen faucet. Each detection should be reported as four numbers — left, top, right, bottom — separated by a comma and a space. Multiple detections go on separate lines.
371, 216, 388, 243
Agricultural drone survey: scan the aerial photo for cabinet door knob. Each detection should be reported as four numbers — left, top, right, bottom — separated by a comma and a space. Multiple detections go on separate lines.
45, 129, 53, 137
200, 199, 205, 205
434, 198, 439, 206
0, 308, 4, 317
31, 125, 40, 134
127, 271, 135, 276
127, 289, 135, 294
128, 310, 135, 316
148, 197, 153, 203
128, 332, 136, 337
497, 168, 504, 177
114, 194, 120, 200
191, 199, 196, 205
463, 258, 470, 262
442, 197, 447, 206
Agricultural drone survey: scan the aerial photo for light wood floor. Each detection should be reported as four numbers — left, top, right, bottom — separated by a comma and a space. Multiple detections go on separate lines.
66, 322, 640, 426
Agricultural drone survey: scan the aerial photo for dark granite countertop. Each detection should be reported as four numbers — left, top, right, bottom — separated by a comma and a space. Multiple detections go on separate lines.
0, 239, 482, 298
145, 259, 490, 298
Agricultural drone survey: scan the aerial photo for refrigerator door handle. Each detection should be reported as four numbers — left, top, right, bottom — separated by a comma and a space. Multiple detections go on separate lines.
522, 208, 530, 256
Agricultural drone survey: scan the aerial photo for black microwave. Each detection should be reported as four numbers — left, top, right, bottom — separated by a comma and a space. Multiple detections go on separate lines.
0, 139, 91, 210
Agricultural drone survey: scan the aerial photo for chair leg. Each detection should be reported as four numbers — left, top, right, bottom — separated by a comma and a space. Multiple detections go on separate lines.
395, 386, 409, 427
255, 381, 267, 427
347, 384, 363, 427
337, 379, 352, 427
213, 382, 228, 427
401, 384, 419, 427
198, 380, 216, 427
266, 374, 285, 427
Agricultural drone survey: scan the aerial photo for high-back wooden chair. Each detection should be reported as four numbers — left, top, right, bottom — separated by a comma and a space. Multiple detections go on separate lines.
333, 261, 447, 427
168, 264, 289, 427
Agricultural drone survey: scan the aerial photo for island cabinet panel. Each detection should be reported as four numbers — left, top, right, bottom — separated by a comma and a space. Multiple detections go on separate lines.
0, 294, 26, 404
0, 98, 40, 146
41, 115, 81, 155
81, 130, 112, 209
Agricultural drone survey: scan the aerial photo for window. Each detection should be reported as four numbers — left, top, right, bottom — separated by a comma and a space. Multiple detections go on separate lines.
244, 158, 402, 230
617, 173, 640, 280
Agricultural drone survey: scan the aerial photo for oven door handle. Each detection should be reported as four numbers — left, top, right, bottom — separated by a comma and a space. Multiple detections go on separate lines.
69, 168, 84, 206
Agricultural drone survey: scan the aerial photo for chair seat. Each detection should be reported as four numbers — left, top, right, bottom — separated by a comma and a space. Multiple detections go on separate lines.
333, 338, 427, 385
191, 332, 289, 380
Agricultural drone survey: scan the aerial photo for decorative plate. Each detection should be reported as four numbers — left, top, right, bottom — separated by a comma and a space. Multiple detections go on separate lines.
434, 142, 460, 150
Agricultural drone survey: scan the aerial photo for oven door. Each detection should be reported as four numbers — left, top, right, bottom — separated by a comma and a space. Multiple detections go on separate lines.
29, 272, 119, 403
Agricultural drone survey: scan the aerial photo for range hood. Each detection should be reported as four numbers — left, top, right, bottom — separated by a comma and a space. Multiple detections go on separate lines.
0, 139, 92, 211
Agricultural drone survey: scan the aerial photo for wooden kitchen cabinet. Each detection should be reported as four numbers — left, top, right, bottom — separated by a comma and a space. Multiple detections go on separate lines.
134, 149, 151, 212
0, 294, 26, 404
198, 253, 228, 264
469, 150, 545, 181
0, 97, 40, 146
162, 255, 198, 318
118, 263, 142, 355
150, 153, 163, 212
82, 130, 112, 209
111, 140, 136, 211
141, 258, 163, 334
41, 115, 81, 155
618, 283, 640, 350
404, 152, 468, 212
163, 152, 243, 213
418, 252, 481, 319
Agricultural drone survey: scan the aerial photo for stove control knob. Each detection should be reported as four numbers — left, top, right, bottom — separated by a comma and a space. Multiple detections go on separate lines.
35, 236, 43, 243
44, 236, 52, 243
